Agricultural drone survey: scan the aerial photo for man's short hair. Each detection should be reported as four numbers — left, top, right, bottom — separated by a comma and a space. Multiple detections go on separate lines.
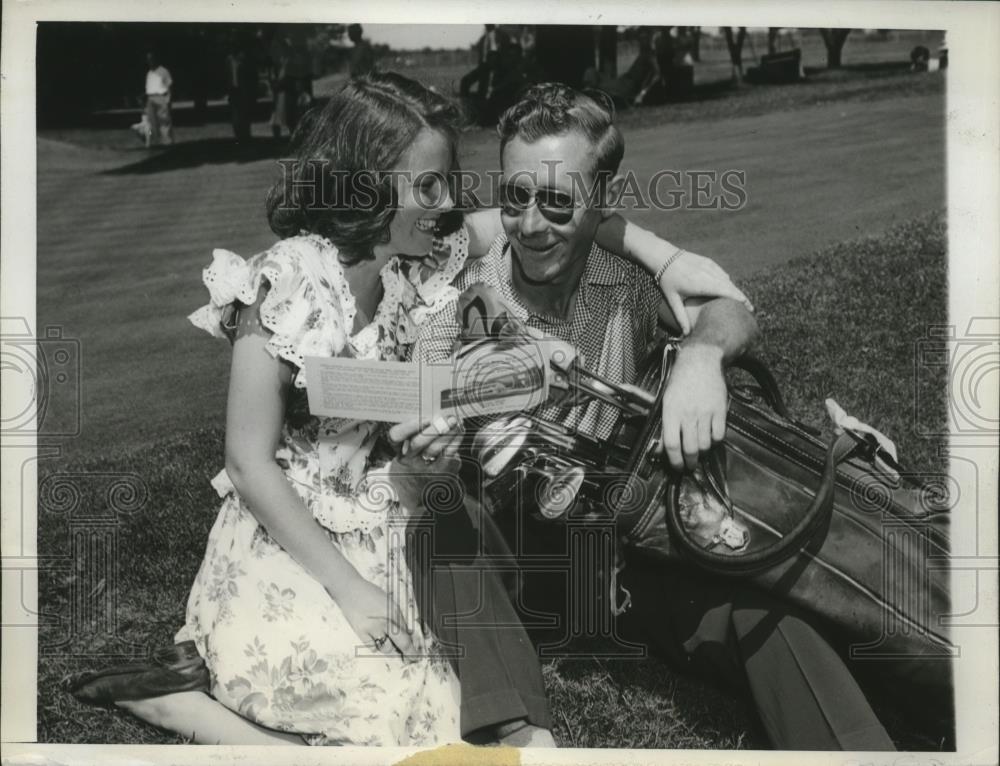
497, 83, 625, 177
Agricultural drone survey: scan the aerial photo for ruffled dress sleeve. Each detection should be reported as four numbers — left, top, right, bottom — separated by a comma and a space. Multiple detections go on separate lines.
392, 225, 471, 346
188, 234, 355, 389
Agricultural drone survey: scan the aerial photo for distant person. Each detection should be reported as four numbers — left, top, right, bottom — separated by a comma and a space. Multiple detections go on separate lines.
284, 27, 314, 127
348, 23, 376, 78
519, 25, 536, 61
584, 29, 661, 108
484, 31, 527, 121
143, 51, 174, 147
910, 45, 931, 72
227, 35, 258, 142
653, 27, 694, 100
460, 24, 505, 99
268, 34, 297, 138
519, 25, 540, 81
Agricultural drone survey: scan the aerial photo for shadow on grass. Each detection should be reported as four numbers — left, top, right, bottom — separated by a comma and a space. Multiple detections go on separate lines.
542, 651, 766, 749
101, 136, 290, 175
804, 61, 915, 77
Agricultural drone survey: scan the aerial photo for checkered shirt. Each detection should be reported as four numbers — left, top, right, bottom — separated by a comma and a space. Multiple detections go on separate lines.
411, 232, 663, 440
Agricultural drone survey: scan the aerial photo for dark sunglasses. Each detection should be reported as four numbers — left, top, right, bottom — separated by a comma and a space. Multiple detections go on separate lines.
499, 183, 577, 225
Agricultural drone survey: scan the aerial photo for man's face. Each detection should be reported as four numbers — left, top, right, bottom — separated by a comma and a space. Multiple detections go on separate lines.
500, 132, 604, 290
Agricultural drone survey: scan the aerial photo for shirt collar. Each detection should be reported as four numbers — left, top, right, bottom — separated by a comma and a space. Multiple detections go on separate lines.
493, 234, 630, 318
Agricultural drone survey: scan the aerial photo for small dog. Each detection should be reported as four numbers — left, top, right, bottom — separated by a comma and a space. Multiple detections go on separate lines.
130, 114, 152, 145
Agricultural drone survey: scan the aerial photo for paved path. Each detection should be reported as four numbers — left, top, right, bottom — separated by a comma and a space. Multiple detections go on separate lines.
36, 91, 944, 459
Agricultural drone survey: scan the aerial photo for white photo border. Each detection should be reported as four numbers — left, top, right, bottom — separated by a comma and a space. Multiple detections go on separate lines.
2, 1, 997, 764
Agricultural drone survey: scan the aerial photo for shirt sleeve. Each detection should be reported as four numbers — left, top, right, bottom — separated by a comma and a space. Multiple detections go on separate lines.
410, 295, 462, 365
634, 270, 664, 349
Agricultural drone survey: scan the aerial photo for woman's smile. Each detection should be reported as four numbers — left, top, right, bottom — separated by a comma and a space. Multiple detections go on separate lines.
415, 217, 438, 233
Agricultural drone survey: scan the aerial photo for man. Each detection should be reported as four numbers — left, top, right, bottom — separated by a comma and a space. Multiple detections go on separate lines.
412, 83, 896, 751
584, 28, 662, 108
348, 24, 377, 78
460, 25, 505, 100
267, 35, 293, 139
226, 33, 258, 143
143, 51, 174, 147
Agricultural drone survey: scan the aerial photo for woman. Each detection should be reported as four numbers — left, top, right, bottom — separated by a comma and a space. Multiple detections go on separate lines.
65, 71, 748, 746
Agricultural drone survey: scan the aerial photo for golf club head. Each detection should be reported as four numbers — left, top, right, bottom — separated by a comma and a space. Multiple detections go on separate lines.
537, 463, 586, 519
474, 415, 534, 478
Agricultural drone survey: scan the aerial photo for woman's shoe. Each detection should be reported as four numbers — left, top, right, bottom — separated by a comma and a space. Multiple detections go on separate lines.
62, 640, 210, 706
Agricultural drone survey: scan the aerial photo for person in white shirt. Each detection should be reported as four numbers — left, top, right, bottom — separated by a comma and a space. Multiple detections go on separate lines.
144, 51, 174, 147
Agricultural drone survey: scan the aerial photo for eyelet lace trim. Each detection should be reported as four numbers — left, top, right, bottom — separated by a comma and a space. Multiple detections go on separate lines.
190, 229, 471, 372
410, 227, 470, 315
191, 228, 471, 537
190, 234, 382, 387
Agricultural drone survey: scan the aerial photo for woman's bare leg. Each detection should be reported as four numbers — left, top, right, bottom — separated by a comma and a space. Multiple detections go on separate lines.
117, 691, 304, 745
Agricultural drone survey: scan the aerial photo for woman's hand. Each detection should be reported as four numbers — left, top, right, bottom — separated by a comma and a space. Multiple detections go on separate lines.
658, 249, 753, 335
465, 209, 505, 259
336, 575, 416, 662
591, 215, 752, 335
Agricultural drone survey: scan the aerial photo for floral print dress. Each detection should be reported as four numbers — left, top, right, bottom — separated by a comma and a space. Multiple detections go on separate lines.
179, 228, 470, 746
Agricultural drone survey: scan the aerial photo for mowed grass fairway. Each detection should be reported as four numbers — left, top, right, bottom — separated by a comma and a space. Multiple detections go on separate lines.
36, 68, 949, 749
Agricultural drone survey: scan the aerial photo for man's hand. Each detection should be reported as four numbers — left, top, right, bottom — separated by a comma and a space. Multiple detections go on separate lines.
659, 343, 729, 471
386, 415, 463, 512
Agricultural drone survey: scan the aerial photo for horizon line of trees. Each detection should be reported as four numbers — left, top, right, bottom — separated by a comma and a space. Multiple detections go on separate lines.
37, 23, 921, 127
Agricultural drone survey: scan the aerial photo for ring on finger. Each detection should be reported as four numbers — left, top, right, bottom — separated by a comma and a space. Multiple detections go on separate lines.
421, 452, 438, 463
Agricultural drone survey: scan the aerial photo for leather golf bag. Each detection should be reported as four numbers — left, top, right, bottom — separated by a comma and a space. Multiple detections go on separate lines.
460, 285, 954, 694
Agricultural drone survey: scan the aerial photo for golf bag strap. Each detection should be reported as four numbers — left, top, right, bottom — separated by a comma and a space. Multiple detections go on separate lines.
730, 355, 790, 419
663, 431, 862, 575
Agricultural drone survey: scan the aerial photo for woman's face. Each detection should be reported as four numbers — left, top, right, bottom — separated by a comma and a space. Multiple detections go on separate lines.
381, 128, 455, 258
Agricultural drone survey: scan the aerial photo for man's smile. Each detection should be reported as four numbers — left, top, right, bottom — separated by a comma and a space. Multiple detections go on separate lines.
516, 239, 560, 256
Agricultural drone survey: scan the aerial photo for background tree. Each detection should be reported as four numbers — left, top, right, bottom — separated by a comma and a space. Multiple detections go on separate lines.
533, 24, 596, 87
819, 28, 852, 68
36, 21, 337, 128
598, 26, 618, 78
689, 26, 702, 62
723, 26, 748, 83
767, 27, 780, 56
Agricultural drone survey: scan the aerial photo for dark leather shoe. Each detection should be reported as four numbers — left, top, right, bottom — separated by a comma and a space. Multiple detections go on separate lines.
62, 640, 210, 706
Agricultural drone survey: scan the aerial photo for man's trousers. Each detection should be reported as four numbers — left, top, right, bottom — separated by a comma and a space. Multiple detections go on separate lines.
617, 554, 896, 751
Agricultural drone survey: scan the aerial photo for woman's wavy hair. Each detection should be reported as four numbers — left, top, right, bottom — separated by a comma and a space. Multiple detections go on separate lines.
266, 72, 464, 264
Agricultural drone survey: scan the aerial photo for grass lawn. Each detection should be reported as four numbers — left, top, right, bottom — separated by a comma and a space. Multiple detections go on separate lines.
38, 212, 949, 749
